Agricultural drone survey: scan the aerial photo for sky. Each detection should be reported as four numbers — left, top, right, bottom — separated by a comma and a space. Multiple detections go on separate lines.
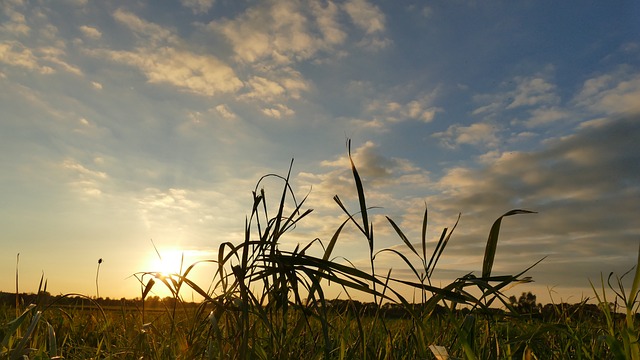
1, 0, 639, 305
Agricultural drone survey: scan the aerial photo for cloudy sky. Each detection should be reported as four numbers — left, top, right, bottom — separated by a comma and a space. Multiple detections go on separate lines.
1, 0, 639, 304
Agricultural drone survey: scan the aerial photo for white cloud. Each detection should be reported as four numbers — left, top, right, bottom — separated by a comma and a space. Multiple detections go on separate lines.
90, 47, 242, 96
432, 122, 499, 149
241, 69, 309, 102
261, 103, 294, 118
212, 1, 312, 64
244, 76, 285, 100
311, 0, 347, 45
574, 68, 640, 116
61, 158, 108, 197
522, 107, 570, 128
113, 8, 178, 46
181, 0, 215, 14
0, 41, 54, 73
1, 6, 30, 35
342, 0, 390, 50
361, 90, 442, 129
214, 104, 237, 120
38, 46, 82, 75
211, 0, 352, 65
472, 69, 560, 122
321, 141, 422, 182
343, 0, 385, 34
506, 76, 559, 109
79, 25, 102, 39
87, 10, 243, 96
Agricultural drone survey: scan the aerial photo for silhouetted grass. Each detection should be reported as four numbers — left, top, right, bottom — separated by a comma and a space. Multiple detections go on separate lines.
1, 142, 638, 359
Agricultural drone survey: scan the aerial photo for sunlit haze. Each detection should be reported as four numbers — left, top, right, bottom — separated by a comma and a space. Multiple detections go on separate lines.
1, 1, 639, 304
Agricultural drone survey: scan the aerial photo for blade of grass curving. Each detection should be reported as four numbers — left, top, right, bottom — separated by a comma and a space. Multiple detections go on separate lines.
347, 139, 370, 239
271, 159, 294, 241
468, 257, 544, 308
627, 242, 640, 310
374, 248, 421, 282
428, 214, 461, 279
625, 242, 640, 359
386, 216, 419, 257
15, 253, 19, 319
421, 204, 428, 270
386, 277, 474, 304
12, 310, 42, 360
324, 218, 349, 262
1, 304, 35, 349
482, 209, 537, 278
47, 321, 57, 358
333, 195, 367, 236
142, 278, 155, 299
305, 219, 348, 303
426, 227, 447, 278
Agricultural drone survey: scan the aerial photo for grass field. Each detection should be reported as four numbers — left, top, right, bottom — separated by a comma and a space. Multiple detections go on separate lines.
2, 143, 639, 359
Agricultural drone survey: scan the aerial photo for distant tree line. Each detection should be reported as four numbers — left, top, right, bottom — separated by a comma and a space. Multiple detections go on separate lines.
0, 290, 630, 322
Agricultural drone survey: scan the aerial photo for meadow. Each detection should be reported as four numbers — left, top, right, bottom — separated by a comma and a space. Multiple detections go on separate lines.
2, 142, 639, 359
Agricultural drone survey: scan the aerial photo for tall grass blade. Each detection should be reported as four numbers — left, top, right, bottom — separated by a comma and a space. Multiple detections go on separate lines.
347, 139, 370, 239
142, 278, 155, 299
626, 242, 640, 359
429, 214, 460, 278
482, 209, 536, 278
12, 310, 42, 360
386, 216, 418, 257
1, 304, 36, 350
421, 205, 428, 270
47, 321, 57, 358
426, 228, 447, 277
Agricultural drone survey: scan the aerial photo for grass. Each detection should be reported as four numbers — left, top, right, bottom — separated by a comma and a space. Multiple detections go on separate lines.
1, 141, 638, 359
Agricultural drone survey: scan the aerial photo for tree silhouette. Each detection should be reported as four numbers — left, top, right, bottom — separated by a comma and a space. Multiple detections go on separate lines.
509, 291, 541, 314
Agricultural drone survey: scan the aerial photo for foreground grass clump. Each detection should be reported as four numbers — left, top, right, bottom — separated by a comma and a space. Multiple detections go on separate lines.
2, 143, 639, 359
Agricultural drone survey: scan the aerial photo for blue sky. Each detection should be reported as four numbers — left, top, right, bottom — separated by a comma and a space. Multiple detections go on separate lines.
1, 0, 639, 304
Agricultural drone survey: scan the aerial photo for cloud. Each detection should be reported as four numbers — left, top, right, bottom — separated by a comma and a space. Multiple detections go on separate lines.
1, 5, 30, 36
214, 104, 237, 120
212, 0, 333, 64
79, 25, 102, 39
472, 69, 560, 123
343, 0, 390, 50
210, 0, 384, 64
181, 0, 215, 14
241, 69, 309, 102
343, 0, 385, 34
113, 8, 178, 46
61, 158, 108, 197
522, 107, 570, 128
357, 90, 442, 130
377, 99, 441, 123
432, 122, 499, 149
38, 46, 82, 75
319, 141, 426, 191
0, 41, 54, 73
574, 67, 640, 116
506, 76, 559, 109
261, 103, 294, 119
90, 47, 241, 96
88, 10, 242, 96
311, 0, 347, 45
427, 116, 640, 283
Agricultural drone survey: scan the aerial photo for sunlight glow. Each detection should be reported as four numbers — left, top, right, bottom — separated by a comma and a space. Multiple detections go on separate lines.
148, 248, 186, 277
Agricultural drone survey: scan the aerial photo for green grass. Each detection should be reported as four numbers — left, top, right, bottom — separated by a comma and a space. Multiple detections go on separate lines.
2, 141, 638, 359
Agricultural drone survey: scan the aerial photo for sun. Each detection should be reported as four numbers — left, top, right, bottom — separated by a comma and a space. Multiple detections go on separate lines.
148, 248, 186, 278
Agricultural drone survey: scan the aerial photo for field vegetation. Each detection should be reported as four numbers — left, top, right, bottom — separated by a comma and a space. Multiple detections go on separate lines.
2, 142, 639, 359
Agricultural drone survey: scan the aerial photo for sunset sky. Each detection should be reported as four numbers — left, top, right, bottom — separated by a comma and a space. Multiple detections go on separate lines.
1, 0, 639, 304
